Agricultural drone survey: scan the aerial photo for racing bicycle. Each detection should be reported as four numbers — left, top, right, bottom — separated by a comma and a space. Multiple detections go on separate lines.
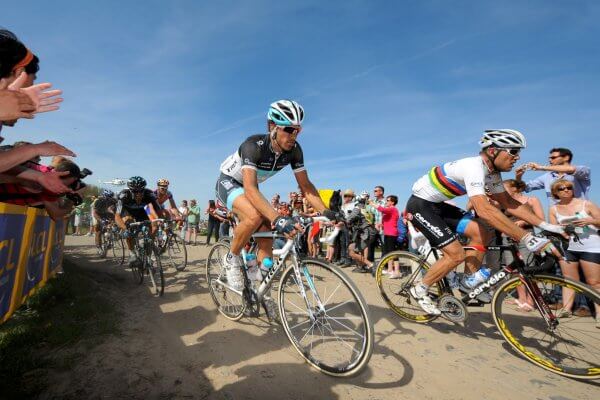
375, 229, 600, 379
156, 219, 188, 271
97, 220, 124, 264
128, 219, 165, 297
206, 216, 374, 377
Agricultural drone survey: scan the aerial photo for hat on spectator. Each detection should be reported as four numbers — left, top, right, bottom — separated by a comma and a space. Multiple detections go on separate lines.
343, 189, 354, 197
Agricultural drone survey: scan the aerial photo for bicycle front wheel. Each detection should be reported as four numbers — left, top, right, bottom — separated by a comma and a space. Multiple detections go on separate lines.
206, 242, 245, 320
111, 233, 125, 265
278, 258, 374, 377
147, 245, 165, 296
375, 251, 442, 323
492, 274, 600, 379
165, 234, 188, 271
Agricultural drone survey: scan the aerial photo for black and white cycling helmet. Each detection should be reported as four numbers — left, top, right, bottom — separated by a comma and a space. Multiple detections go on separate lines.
127, 176, 147, 191
480, 129, 526, 149
268, 100, 304, 126
101, 189, 115, 198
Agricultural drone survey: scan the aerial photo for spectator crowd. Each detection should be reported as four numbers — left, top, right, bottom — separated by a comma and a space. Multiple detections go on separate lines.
0, 28, 90, 220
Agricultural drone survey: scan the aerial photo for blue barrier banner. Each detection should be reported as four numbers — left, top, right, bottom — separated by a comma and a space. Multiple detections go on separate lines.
48, 218, 65, 274
0, 213, 27, 321
21, 213, 51, 299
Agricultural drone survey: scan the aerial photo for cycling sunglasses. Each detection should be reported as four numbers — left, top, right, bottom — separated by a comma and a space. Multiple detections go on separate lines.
501, 148, 521, 157
281, 126, 301, 135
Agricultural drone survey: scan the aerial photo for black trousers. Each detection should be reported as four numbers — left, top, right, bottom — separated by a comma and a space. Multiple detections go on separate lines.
206, 218, 220, 244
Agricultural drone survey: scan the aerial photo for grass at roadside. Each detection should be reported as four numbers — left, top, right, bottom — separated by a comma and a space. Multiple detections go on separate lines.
0, 260, 120, 399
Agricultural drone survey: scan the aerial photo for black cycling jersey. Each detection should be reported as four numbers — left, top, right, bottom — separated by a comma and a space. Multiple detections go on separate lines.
219, 134, 305, 184
93, 197, 117, 219
116, 189, 161, 221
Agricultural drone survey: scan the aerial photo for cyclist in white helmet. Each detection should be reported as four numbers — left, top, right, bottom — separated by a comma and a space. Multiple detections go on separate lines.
215, 100, 340, 291
405, 129, 565, 315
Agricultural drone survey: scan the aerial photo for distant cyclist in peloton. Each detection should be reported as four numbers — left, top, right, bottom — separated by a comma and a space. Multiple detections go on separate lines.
215, 99, 340, 291
115, 176, 163, 264
405, 129, 565, 315
153, 178, 182, 220
92, 189, 117, 250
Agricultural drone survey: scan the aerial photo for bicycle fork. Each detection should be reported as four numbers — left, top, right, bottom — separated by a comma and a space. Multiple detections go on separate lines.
521, 274, 559, 330
291, 257, 326, 321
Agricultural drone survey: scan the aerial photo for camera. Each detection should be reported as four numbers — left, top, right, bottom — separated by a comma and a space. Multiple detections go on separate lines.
68, 167, 92, 191
65, 168, 92, 206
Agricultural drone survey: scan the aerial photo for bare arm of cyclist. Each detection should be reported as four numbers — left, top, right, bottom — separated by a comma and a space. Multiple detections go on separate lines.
241, 167, 279, 222
469, 194, 527, 241
294, 170, 328, 214
115, 200, 128, 230
168, 197, 182, 218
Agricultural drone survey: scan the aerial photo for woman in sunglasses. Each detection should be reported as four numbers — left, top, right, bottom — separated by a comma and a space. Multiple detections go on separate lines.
549, 179, 600, 323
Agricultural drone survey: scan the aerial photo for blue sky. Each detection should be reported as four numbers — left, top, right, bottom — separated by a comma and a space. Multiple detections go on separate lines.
4, 0, 600, 213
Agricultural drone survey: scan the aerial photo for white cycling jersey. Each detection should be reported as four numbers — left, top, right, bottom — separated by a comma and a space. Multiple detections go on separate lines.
412, 156, 505, 203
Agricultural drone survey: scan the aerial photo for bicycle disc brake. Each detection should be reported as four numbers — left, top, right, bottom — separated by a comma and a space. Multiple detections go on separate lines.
439, 294, 469, 323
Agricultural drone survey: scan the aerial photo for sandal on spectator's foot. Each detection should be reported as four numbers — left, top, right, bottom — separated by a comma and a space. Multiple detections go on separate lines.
515, 300, 534, 312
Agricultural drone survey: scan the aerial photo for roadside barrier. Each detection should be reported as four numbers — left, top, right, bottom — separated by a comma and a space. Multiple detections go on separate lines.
0, 202, 66, 324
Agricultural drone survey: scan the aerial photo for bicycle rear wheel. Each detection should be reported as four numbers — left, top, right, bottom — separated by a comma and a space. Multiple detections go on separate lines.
166, 234, 188, 271
130, 253, 143, 285
278, 258, 374, 377
146, 245, 165, 296
375, 251, 442, 323
111, 233, 125, 265
206, 242, 246, 320
492, 274, 600, 379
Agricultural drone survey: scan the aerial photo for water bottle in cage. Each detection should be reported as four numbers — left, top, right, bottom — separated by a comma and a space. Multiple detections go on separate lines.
259, 257, 274, 279
446, 270, 460, 289
245, 253, 261, 284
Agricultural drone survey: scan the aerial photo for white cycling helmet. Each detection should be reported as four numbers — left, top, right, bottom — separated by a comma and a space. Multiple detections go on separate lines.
480, 129, 526, 149
268, 100, 304, 126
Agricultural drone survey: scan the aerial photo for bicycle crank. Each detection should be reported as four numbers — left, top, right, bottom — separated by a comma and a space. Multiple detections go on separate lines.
438, 294, 469, 323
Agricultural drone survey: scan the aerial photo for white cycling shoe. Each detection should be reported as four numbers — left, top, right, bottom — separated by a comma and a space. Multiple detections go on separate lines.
222, 253, 244, 292
409, 285, 441, 315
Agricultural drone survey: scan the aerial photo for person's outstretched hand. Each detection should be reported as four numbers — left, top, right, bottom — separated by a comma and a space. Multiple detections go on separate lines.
9, 72, 63, 114
0, 89, 36, 120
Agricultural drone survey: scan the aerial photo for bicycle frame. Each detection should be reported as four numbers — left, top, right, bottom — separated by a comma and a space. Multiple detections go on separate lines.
217, 216, 333, 319
130, 219, 163, 260
406, 242, 561, 327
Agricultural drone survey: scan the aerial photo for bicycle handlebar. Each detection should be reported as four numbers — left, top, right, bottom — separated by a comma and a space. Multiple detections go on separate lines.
129, 218, 165, 228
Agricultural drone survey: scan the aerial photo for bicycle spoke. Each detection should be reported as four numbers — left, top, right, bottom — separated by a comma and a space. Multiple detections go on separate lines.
279, 258, 373, 376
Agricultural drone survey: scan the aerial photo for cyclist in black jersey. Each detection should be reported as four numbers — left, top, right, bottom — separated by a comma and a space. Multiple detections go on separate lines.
215, 100, 341, 291
115, 176, 162, 263
92, 188, 117, 250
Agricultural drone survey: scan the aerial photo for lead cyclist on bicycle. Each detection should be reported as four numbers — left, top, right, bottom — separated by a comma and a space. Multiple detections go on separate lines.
406, 129, 565, 315
215, 99, 339, 291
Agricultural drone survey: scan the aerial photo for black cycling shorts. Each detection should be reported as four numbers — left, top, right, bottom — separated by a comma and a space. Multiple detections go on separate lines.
565, 250, 600, 264
405, 195, 472, 249
215, 172, 244, 210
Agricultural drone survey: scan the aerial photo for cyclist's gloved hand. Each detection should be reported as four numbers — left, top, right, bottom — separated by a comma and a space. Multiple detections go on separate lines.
295, 216, 313, 225
537, 221, 565, 235
520, 232, 557, 256
322, 209, 343, 222
273, 215, 296, 234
